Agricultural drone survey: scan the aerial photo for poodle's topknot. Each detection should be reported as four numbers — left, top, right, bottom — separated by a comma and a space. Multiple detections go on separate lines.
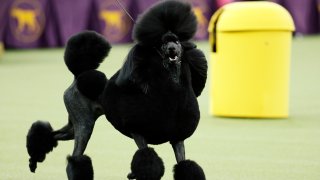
133, 0, 197, 45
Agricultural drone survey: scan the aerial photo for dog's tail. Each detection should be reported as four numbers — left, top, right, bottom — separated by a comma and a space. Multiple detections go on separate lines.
64, 31, 111, 77
64, 31, 111, 100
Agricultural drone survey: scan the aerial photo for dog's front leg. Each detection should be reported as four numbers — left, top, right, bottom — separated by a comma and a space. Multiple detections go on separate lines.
171, 141, 206, 180
128, 134, 165, 180
127, 133, 148, 179
131, 133, 148, 149
171, 141, 185, 163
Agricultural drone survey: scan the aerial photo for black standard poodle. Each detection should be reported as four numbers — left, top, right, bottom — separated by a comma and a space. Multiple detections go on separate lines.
26, 1, 208, 179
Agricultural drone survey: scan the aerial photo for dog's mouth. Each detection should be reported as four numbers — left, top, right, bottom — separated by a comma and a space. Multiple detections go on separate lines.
168, 53, 179, 62
163, 51, 181, 84
166, 47, 181, 63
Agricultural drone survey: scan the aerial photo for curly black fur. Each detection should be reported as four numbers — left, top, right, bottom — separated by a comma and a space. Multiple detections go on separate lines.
184, 47, 208, 97
76, 70, 107, 100
66, 155, 93, 180
27, 1, 207, 179
173, 160, 206, 180
103, 0, 207, 145
133, 0, 197, 46
64, 31, 111, 77
26, 121, 57, 172
130, 148, 164, 180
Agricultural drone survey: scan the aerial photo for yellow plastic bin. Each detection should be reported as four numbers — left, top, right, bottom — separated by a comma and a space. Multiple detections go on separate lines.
208, 2, 295, 118
0, 42, 4, 58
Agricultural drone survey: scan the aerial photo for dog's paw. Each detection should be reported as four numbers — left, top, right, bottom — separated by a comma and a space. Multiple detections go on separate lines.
67, 155, 93, 180
173, 160, 206, 180
127, 172, 136, 179
129, 147, 164, 180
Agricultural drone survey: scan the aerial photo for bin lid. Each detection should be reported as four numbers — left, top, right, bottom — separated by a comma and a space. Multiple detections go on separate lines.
208, 1, 295, 32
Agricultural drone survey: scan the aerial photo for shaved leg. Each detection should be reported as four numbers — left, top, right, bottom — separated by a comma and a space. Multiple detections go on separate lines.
52, 118, 74, 141
63, 81, 104, 179
63, 84, 100, 156
171, 141, 185, 163
67, 109, 95, 156
72, 122, 95, 156
131, 133, 148, 149
128, 133, 148, 179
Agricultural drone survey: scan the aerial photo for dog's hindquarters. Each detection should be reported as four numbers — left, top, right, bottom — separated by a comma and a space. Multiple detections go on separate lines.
26, 79, 105, 175
61, 31, 111, 179
26, 31, 111, 178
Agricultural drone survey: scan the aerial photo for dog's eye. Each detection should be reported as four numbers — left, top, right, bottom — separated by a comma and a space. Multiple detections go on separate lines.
176, 41, 180, 44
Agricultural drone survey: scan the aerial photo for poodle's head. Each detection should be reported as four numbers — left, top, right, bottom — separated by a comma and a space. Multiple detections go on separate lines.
159, 31, 183, 84
161, 32, 182, 65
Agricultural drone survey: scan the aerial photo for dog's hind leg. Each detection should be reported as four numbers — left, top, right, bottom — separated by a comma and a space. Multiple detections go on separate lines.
64, 82, 103, 156
71, 114, 95, 156
64, 83, 103, 180
66, 111, 95, 180
52, 118, 74, 141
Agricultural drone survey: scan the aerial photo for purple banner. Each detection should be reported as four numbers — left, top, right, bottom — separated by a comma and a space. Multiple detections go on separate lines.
317, 0, 320, 32
92, 0, 134, 44
191, 0, 217, 40
273, 0, 320, 34
42, 0, 60, 47
4, 0, 49, 48
51, 0, 93, 45
135, 0, 158, 15
2, 0, 318, 49
0, 0, 10, 42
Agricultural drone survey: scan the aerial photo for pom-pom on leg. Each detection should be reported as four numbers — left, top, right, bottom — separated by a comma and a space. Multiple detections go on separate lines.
128, 147, 165, 180
66, 155, 94, 180
173, 160, 206, 180
26, 120, 58, 172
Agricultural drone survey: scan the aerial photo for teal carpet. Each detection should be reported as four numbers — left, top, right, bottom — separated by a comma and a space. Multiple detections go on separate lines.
0, 36, 319, 179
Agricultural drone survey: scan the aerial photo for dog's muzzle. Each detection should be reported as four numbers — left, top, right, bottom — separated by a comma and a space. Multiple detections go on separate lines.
165, 42, 181, 63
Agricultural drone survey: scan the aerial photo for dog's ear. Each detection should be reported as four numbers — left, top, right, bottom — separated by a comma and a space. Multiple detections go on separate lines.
115, 46, 136, 87
183, 46, 208, 97
115, 45, 150, 94
181, 41, 197, 51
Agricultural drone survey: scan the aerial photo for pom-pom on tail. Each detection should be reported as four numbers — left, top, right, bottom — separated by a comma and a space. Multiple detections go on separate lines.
67, 155, 94, 180
26, 121, 58, 172
173, 160, 206, 180
133, 0, 197, 46
128, 147, 165, 180
64, 31, 111, 77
